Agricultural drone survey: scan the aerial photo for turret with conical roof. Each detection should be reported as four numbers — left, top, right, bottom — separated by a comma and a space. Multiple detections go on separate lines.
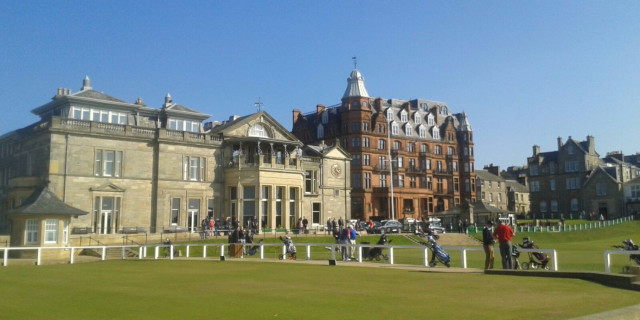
342, 69, 369, 99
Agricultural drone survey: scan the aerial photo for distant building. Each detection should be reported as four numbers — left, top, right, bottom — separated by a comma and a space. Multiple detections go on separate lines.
292, 69, 475, 222
0, 77, 350, 245
527, 136, 639, 219
476, 164, 530, 217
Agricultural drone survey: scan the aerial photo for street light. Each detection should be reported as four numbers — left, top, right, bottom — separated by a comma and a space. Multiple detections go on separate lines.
388, 119, 395, 221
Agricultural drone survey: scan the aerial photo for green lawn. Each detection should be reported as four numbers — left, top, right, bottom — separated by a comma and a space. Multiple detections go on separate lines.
0, 260, 638, 319
1, 221, 638, 319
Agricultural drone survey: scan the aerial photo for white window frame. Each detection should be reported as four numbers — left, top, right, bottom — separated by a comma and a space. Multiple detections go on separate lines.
432, 126, 440, 140
26, 219, 38, 244
44, 219, 58, 244
427, 114, 435, 126
183, 156, 206, 181
95, 149, 123, 177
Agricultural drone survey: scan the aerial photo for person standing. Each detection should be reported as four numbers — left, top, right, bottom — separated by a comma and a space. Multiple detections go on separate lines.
339, 226, 349, 261
302, 216, 308, 233
482, 221, 495, 270
493, 220, 515, 269
348, 224, 358, 259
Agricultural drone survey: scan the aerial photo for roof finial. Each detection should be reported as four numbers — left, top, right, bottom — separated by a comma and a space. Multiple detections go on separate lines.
163, 93, 172, 108
254, 97, 264, 112
82, 75, 92, 91
352, 56, 357, 69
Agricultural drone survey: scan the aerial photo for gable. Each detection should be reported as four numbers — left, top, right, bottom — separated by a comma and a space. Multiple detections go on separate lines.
219, 111, 302, 143
90, 182, 126, 192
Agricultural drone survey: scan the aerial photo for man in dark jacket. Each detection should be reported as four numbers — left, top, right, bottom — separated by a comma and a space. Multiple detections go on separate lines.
482, 221, 495, 269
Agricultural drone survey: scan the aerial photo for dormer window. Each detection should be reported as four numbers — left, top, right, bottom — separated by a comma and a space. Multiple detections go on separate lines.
419, 125, 427, 138
169, 119, 200, 132
70, 106, 127, 125
386, 108, 394, 121
321, 111, 329, 124
438, 105, 448, 115
427, 114, 435, 126
432, 126, 440, 140
413, 113, 421, 124
249, 124, 269, 138
391, 122, 399, 136
420, 103, 428, 111
405, 124, 412, 136
400, 110, 408, 122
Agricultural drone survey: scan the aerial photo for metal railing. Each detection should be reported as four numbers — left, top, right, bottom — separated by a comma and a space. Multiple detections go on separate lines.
603, 249, 640, 273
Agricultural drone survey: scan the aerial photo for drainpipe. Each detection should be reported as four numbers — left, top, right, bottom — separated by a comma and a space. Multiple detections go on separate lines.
63, 134, 69, 202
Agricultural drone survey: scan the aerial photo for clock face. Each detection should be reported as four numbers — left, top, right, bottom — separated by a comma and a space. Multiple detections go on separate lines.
331, 164, 342, 177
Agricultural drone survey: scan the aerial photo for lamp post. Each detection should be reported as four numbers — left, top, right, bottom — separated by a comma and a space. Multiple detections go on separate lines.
388, 120, 395, 220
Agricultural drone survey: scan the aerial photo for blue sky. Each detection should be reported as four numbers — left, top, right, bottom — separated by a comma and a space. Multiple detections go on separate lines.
1, 1, 639, 169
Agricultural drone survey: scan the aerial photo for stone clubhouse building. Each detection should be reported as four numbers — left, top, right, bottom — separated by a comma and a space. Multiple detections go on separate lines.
0, 77, 351, 247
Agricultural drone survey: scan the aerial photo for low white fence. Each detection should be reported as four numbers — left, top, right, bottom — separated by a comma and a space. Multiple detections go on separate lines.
515, 216, 634, 233
0, 242, 558, 271
603, 249, 640, 273
466, 216, 634, 234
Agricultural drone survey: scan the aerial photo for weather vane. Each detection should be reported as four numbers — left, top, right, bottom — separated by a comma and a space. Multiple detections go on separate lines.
352, 56, 357, 69
254, 97, 264, 112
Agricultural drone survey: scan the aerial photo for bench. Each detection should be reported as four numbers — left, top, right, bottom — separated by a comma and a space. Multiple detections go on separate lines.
121, 227, 146, 234
71, 227, 92, 234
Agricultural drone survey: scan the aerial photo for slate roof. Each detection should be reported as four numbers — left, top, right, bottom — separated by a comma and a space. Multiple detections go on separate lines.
475, 170, 505, 182
9, 187, 88, 216
73, 89, 129, 103
505, 180, 528, 193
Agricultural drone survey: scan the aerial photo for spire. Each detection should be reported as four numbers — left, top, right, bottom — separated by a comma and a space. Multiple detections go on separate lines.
81, 76, 92, 91
342, 69, 369, 99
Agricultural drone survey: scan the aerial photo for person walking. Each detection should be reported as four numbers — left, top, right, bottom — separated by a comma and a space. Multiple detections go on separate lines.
493, 220, 515, 269
482, 221, 495, 270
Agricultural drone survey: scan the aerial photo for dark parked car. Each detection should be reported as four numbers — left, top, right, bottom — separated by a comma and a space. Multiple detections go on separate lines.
374, 220, 402, 234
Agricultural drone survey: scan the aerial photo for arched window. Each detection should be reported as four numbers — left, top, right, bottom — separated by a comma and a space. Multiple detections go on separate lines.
317, 124, 324, 138
249, 124, 269, 137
